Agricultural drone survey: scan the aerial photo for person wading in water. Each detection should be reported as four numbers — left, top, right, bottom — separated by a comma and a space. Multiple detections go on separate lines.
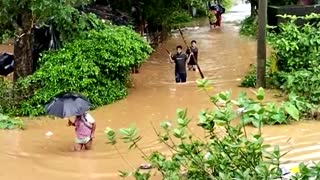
208, 1, 225, 28
68, 113, 96, 151
186, 40, 198, 71
169, 45, 191, 83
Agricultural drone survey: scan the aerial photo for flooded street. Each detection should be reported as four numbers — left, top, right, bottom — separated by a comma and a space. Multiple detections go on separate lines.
1, 23, 320, 180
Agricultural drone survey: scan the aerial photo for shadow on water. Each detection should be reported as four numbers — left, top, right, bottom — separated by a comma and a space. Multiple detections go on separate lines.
1, 24, 320, 180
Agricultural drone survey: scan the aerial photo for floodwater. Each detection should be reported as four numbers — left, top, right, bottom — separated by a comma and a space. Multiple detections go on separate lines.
1, 24, 320, 180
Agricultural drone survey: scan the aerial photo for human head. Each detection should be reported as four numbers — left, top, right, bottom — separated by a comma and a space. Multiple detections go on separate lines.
191, 40, 197, 47
176, 45, 183, 54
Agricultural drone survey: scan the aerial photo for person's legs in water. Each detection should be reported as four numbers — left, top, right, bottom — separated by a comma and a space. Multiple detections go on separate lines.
74, 143, 83, 151
180, 72, 187, 83
84, 139, 93, 150
74, 136, 91, 151
215, 12, 222, 27
175, 71, 181, 83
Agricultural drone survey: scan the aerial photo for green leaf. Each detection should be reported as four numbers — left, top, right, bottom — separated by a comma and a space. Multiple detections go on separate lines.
256, 87, 265, 101
284, 102, 300, 121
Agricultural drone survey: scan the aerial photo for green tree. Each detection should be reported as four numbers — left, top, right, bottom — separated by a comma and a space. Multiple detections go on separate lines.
0, 0, 91, 81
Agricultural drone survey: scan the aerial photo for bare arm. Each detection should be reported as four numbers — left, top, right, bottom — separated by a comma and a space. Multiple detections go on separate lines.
169, 53, 174, 64
91, 123, 96, 138
186, 53, 192, 65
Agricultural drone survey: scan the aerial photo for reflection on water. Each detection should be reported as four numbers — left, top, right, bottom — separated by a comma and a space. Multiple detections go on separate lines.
0, 24, 319, 180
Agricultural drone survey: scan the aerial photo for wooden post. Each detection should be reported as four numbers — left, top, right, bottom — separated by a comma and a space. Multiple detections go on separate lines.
256, 0, 267, 88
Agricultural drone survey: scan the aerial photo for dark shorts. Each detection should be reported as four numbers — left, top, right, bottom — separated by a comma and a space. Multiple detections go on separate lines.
175, 72, 187, 83
188, 59, 196, 66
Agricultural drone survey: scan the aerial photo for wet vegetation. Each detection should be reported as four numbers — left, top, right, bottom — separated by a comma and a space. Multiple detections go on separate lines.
241, 14, 320, 120
0, 13, 152, 116
0, 113, 24, 130
106, 80, 320, 179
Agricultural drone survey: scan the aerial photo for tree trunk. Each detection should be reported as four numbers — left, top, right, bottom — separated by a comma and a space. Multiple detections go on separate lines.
251, 3, 256, 16
13, 12, 33, 82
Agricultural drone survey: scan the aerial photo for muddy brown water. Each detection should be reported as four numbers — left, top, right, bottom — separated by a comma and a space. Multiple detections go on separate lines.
1, 25, 320, 180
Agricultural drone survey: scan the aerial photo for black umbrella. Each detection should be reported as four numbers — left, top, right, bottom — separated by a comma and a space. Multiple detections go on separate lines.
45, 92, 91, 118
0, 52, 14, 76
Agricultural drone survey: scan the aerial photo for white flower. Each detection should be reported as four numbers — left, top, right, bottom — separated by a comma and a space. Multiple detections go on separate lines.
166, 122, 172, 127
237, 107, 245, 115
204, 152, 212, 160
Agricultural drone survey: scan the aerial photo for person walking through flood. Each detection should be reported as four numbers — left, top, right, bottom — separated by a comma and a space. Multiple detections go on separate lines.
169, 45, 191, 83
208, 9, 217, 29
186, 40, 198, 71
68, 112, 96, 151
208, 1, 225, 28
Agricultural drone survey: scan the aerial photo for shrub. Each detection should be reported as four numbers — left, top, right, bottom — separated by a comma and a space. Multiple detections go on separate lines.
240, 64, 256, 87
267, 14, 320, 104
165, 10, 193, 29
5, 25, 152, 116
242, 14, 320, 115
220, 0, 236, 12
0, 113, 24, 130
239, 16, 257, 37
104, 80, 306, 179
282, 68, 320, 103
53, 10, 110, 43
291, 162, 320, 179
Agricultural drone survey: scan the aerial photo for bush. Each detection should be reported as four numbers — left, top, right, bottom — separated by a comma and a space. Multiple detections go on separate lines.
240, 64, 256, 87
0, 113, 24, 130
239, 16, 257, 37
220, 0, 236, 12
240, 54, 279, 88
53, 10, 110, 43
165, 10, 193, 29
104, 80, 308, 179
4, 25, 152, 116
267, 14, 320, 104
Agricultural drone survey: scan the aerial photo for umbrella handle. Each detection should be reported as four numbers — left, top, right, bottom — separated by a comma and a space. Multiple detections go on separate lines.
67, 118, 73, 126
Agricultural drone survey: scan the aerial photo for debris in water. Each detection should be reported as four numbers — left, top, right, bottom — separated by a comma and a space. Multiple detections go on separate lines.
45, 131, 53, 136
139, 163, 153, 170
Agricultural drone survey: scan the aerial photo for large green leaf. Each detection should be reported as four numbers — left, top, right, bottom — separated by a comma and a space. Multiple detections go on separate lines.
284, 102, 300, 121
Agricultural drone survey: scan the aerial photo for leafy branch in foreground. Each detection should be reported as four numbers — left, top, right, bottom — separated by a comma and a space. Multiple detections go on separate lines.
104, 79, 308, 179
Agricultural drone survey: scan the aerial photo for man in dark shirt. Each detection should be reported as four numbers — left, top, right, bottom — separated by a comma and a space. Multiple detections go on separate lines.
169, 45, 191, 83
186, 40, 198, 71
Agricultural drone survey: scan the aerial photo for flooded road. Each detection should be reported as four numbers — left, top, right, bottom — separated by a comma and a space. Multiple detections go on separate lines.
1, 24, 320, 180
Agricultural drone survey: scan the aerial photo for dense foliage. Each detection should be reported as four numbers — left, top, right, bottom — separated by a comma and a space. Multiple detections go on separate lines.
220, 0, 236, 12
0, 0, 93, 80
239, 15, 257, 37
0, 22, 152, 116
241, 14, 320, 118
104, 80, 318, 179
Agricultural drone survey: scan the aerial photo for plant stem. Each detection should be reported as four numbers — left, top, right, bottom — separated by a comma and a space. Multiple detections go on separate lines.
242, 119, 248, 138
132, 141, 149, 160
114, 145, 135, 170
150, 122, 177, 154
